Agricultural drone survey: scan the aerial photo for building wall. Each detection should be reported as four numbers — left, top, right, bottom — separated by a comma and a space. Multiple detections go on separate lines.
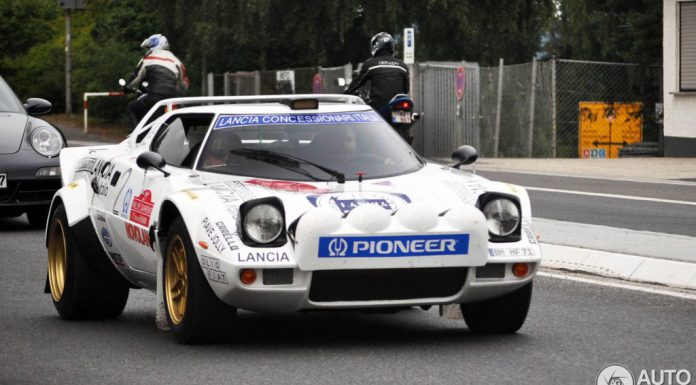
664, 0, 696, 156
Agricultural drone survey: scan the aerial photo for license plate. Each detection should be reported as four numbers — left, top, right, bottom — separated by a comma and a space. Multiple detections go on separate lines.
392, 111, 412, 123
0, 174, 6, 189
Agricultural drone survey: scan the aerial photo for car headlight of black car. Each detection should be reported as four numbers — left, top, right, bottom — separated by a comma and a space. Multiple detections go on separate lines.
477, 193, 522, 242
31, 126, 64, 157
240, 197, 286, 246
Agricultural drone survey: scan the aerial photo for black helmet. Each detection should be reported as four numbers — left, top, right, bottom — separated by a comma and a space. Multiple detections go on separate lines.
370, 32, 395, 57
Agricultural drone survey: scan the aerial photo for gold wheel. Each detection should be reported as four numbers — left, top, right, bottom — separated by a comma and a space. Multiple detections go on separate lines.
47, 218, 67, 302
165, 235, 188, 325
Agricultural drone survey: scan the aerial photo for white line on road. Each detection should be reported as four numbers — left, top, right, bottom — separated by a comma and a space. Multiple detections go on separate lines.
477, 168, 696, 187
525, 186, 696, 206
538, 271, 696, 300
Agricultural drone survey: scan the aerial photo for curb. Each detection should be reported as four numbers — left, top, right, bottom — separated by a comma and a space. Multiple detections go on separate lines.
540, 243, 696, 290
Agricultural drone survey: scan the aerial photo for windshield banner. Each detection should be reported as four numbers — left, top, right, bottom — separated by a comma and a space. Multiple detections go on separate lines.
214, 111, 381, 129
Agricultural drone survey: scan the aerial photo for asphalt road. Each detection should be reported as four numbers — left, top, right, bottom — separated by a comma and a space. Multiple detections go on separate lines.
478, 171, 696, 237
1, 216, 695, 385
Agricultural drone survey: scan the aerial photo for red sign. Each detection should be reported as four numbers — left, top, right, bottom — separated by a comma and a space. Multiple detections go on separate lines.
130, 190, 154, 227
312, 73, 322, 94
246, 179, 330, 193
455, 66, 466, 101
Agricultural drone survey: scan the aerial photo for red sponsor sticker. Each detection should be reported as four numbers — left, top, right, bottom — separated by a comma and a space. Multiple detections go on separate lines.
125, 222, 150, 246
130, 190, 154, 226
245, 179, 330, 193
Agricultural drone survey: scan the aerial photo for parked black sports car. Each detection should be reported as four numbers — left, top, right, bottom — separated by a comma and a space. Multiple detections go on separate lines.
0, 75, 65, 227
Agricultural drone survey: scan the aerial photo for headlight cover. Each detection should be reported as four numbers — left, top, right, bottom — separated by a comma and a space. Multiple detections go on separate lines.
243, 203, 284, 244
31, 126, 63, 157
482, 197, 521, 238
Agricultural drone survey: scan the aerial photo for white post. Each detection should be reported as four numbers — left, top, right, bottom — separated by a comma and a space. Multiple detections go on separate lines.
527, 57, 537, 157
494, 58, 504, 157
83, 93, 88, 133
207, 72, 214, 96
82, 91, 125, 134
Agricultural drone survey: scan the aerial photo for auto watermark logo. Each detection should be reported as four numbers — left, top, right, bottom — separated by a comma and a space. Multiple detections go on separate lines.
327, 238, 348, 257
597, 364, 692, 385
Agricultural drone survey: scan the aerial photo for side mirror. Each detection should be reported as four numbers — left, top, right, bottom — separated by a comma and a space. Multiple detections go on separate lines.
335, 77, 347, 87
23, 98, 52, 116
451, 145, 478, 169
136, 151, 170, 177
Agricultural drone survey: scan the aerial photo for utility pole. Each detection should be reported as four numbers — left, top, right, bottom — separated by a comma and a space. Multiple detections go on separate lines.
60, 0, 85, 116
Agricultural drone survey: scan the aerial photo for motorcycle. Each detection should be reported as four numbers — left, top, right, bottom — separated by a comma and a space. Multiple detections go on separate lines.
336, 77, 420, 145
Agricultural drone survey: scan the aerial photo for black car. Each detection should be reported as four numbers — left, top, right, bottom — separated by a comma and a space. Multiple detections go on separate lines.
0, 75, 65, 227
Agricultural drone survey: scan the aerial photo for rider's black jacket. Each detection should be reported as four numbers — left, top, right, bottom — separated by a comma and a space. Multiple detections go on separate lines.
345, 54, 409, 111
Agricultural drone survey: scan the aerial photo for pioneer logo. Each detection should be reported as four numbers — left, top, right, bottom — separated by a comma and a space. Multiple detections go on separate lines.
318, 234, 470, 258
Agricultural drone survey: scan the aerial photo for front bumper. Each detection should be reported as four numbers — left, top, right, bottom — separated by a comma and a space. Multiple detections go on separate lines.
0, 150, 61, 214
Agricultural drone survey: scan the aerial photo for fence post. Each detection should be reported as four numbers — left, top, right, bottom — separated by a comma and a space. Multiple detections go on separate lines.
551, 56, 557, 158
494, 58, 504, 157
527, 57, 537, 157
223, 72, 230, 96
207, 72, 214, 96
254, 71, 261, 95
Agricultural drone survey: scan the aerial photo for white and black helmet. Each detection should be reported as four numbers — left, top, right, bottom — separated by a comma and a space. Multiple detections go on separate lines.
370, 32, 395, 57
140, 34, 169, 51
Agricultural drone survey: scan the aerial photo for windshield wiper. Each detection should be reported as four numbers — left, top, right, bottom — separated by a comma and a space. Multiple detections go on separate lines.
229, 148, 346, 184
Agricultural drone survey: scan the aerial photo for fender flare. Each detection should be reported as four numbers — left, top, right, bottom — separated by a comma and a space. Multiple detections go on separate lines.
45, 180, 92, 246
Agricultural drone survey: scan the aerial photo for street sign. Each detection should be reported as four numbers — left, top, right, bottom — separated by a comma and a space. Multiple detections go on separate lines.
403, 28, 414, 64
276, 70, 295, 94
455, 66, 466, 100
312, 73, 322, 94
578, 102, 643, 158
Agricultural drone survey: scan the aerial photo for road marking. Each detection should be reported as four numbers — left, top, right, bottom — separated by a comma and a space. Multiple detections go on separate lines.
538, 271, 696, 300
476, 168, 696, 187
525, 186, 696, 206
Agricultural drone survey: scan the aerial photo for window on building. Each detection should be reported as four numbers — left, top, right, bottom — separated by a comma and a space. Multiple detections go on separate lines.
680, 1, 696, 91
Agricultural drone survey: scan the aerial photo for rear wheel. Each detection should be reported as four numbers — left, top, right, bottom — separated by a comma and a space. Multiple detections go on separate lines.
163, 217, 236, 344
47, 204, 129, 319
460, 282, 533, 334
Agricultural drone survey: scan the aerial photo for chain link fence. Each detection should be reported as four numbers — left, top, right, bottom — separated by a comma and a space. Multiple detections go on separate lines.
208, 58, 662, 158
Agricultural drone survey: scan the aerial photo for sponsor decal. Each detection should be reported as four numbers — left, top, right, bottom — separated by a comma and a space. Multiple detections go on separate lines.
121, 187, 133, 218
95, 211, 106, 223
522, 219, 537, 244
213, 111, 381, 130
444, 180, 487, 206
74, 157, 97, 173
200, 255, 228, 284
246, 179, 329, 193
202, 217, 225, 253
306, 192, 411, 215
110, 253, 128, 267
130, 190, 154, 227
237, 251, 290, 263
488, 247, 536, 257
101, 227, 113, 247
208, 181, 256, 219
125, 223, 150, 247
90, 159, 117, 196
318, 234, 469, 258
215, 221, 239, 251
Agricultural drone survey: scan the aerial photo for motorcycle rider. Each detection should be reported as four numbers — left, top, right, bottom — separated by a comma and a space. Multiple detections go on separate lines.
124, 34, 190, 128
344, 32, 409, 119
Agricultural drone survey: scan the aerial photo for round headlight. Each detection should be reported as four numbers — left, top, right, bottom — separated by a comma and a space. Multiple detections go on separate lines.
243, 204, 284, 243
482, 198, 520, 237
31, 126, 63, 157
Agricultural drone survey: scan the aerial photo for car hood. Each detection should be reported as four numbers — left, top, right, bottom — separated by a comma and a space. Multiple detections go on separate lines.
198, 162, 496, 224
0, 112, 28, 154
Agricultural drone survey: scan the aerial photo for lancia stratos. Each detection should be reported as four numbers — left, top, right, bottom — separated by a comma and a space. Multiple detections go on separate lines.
45, 94, 541, 343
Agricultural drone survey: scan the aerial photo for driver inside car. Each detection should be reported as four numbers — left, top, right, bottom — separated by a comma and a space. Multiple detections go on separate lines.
204, 130, 242, 168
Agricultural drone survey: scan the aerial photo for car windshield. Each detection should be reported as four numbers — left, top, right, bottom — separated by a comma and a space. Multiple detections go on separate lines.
197, 110, 423, 181
0, 76, 25, 114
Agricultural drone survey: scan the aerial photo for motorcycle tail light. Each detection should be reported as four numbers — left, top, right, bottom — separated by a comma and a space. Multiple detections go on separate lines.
401, 101, 411, 109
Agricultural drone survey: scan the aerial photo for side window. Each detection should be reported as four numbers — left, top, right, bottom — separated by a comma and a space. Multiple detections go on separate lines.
151, 114, 214, 168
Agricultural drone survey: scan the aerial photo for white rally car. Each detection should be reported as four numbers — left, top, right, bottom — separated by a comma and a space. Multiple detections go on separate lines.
45, 95, 541, 343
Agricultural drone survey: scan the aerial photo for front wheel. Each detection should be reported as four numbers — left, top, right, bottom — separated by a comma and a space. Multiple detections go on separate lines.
460, 282, 533, 334
47, 204, 129, 319
163, 217, 236, 344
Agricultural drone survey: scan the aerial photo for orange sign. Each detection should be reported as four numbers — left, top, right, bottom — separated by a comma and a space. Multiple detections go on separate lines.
578, 102, 643, 158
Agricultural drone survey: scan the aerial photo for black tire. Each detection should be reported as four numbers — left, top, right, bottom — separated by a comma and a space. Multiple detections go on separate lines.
163, 217, 236, 344
27, 208, 49, 229
47, 204, 129, 319
460, 282, 533, 334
